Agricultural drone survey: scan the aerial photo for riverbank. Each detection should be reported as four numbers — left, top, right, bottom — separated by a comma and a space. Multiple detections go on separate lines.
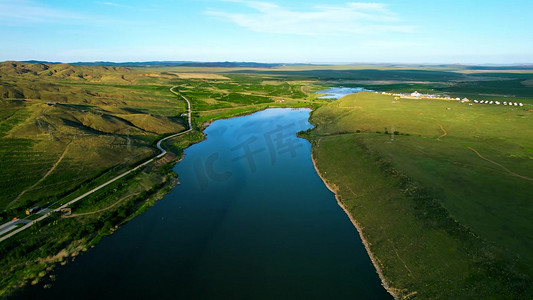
309, 138, 396, 299
0, 156, 182, 297
302, 91, 533, 298
4, 122, 214, 297
0, 87, 194, 296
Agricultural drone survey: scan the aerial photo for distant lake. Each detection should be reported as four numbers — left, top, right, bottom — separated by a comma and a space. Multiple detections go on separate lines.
17, 108, 389, 299
317, 87, 371, 99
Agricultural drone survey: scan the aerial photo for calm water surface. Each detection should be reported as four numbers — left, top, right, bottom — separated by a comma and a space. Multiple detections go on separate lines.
18, 108, 389, 299
317, 87, 372, 99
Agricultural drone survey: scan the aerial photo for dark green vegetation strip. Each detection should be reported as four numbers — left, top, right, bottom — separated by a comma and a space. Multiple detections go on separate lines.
231, 69, 466, 82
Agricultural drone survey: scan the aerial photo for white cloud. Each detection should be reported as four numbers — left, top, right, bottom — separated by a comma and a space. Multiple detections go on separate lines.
0, 0, 139, 27
206, 1, 414, 36
0, 0, 82, 22
96, 1, 120, 7
94, 1, 133, 9
347, 2, 386, 10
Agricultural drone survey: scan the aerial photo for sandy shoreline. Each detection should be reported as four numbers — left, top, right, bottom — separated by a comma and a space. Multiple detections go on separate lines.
309, 138, 398, 299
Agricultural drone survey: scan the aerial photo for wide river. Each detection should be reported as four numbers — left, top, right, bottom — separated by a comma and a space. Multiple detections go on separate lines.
19, 108, 389, 299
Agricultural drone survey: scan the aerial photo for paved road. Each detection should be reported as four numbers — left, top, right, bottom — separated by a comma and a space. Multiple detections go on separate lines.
156, 86, 193, 158
0, 86, 191, 243
0, 219, 30, 236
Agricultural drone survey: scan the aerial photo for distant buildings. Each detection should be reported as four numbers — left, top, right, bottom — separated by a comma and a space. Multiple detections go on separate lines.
379, 90, 526, 109
401, 91, 525, 109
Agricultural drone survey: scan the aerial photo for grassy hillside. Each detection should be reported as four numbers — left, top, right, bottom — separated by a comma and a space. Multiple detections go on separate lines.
0, 61, 135, 82
0, 62, 189, 219
305, 92, 533, 298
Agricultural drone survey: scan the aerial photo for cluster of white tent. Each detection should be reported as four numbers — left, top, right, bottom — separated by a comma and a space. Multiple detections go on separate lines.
472, 100, 523, 107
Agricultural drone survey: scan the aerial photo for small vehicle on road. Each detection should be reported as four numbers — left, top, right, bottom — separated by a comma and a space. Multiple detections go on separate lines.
25, 207, 41, 215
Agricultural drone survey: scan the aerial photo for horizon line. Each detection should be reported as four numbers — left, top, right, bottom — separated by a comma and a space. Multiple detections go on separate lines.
4, 60, 533, 67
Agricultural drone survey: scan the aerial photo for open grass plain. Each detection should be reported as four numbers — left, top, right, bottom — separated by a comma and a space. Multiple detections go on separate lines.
304, 91, 533, 298
1, 61, 532, 298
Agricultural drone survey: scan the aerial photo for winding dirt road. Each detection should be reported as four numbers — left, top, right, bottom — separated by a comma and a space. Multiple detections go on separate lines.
8, 142, 72, 209
468, 147, 533, 181
437, 124, 447, 141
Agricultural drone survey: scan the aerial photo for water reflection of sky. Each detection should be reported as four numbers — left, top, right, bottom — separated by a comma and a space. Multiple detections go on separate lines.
17, 108, 390, 300
316, 87, 371, 99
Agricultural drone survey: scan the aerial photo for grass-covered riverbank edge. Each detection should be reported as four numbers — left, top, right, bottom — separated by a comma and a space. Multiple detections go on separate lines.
1, 168, 176, 297
302, 133, 532, 299
0, 129, 207, 298
299, 90, 533, 298
307, 141, 396, 298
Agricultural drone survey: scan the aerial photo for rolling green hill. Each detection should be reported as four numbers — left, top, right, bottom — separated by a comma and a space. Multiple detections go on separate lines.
0, 61, 134, 82
0, 62, 188, 218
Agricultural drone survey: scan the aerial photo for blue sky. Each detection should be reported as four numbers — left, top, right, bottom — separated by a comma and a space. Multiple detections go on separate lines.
0, 0, 531, 63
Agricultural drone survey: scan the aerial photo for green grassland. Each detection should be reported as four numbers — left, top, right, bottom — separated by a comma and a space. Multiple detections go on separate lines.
304, 92, 533, 298
171, 73, 322, 124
